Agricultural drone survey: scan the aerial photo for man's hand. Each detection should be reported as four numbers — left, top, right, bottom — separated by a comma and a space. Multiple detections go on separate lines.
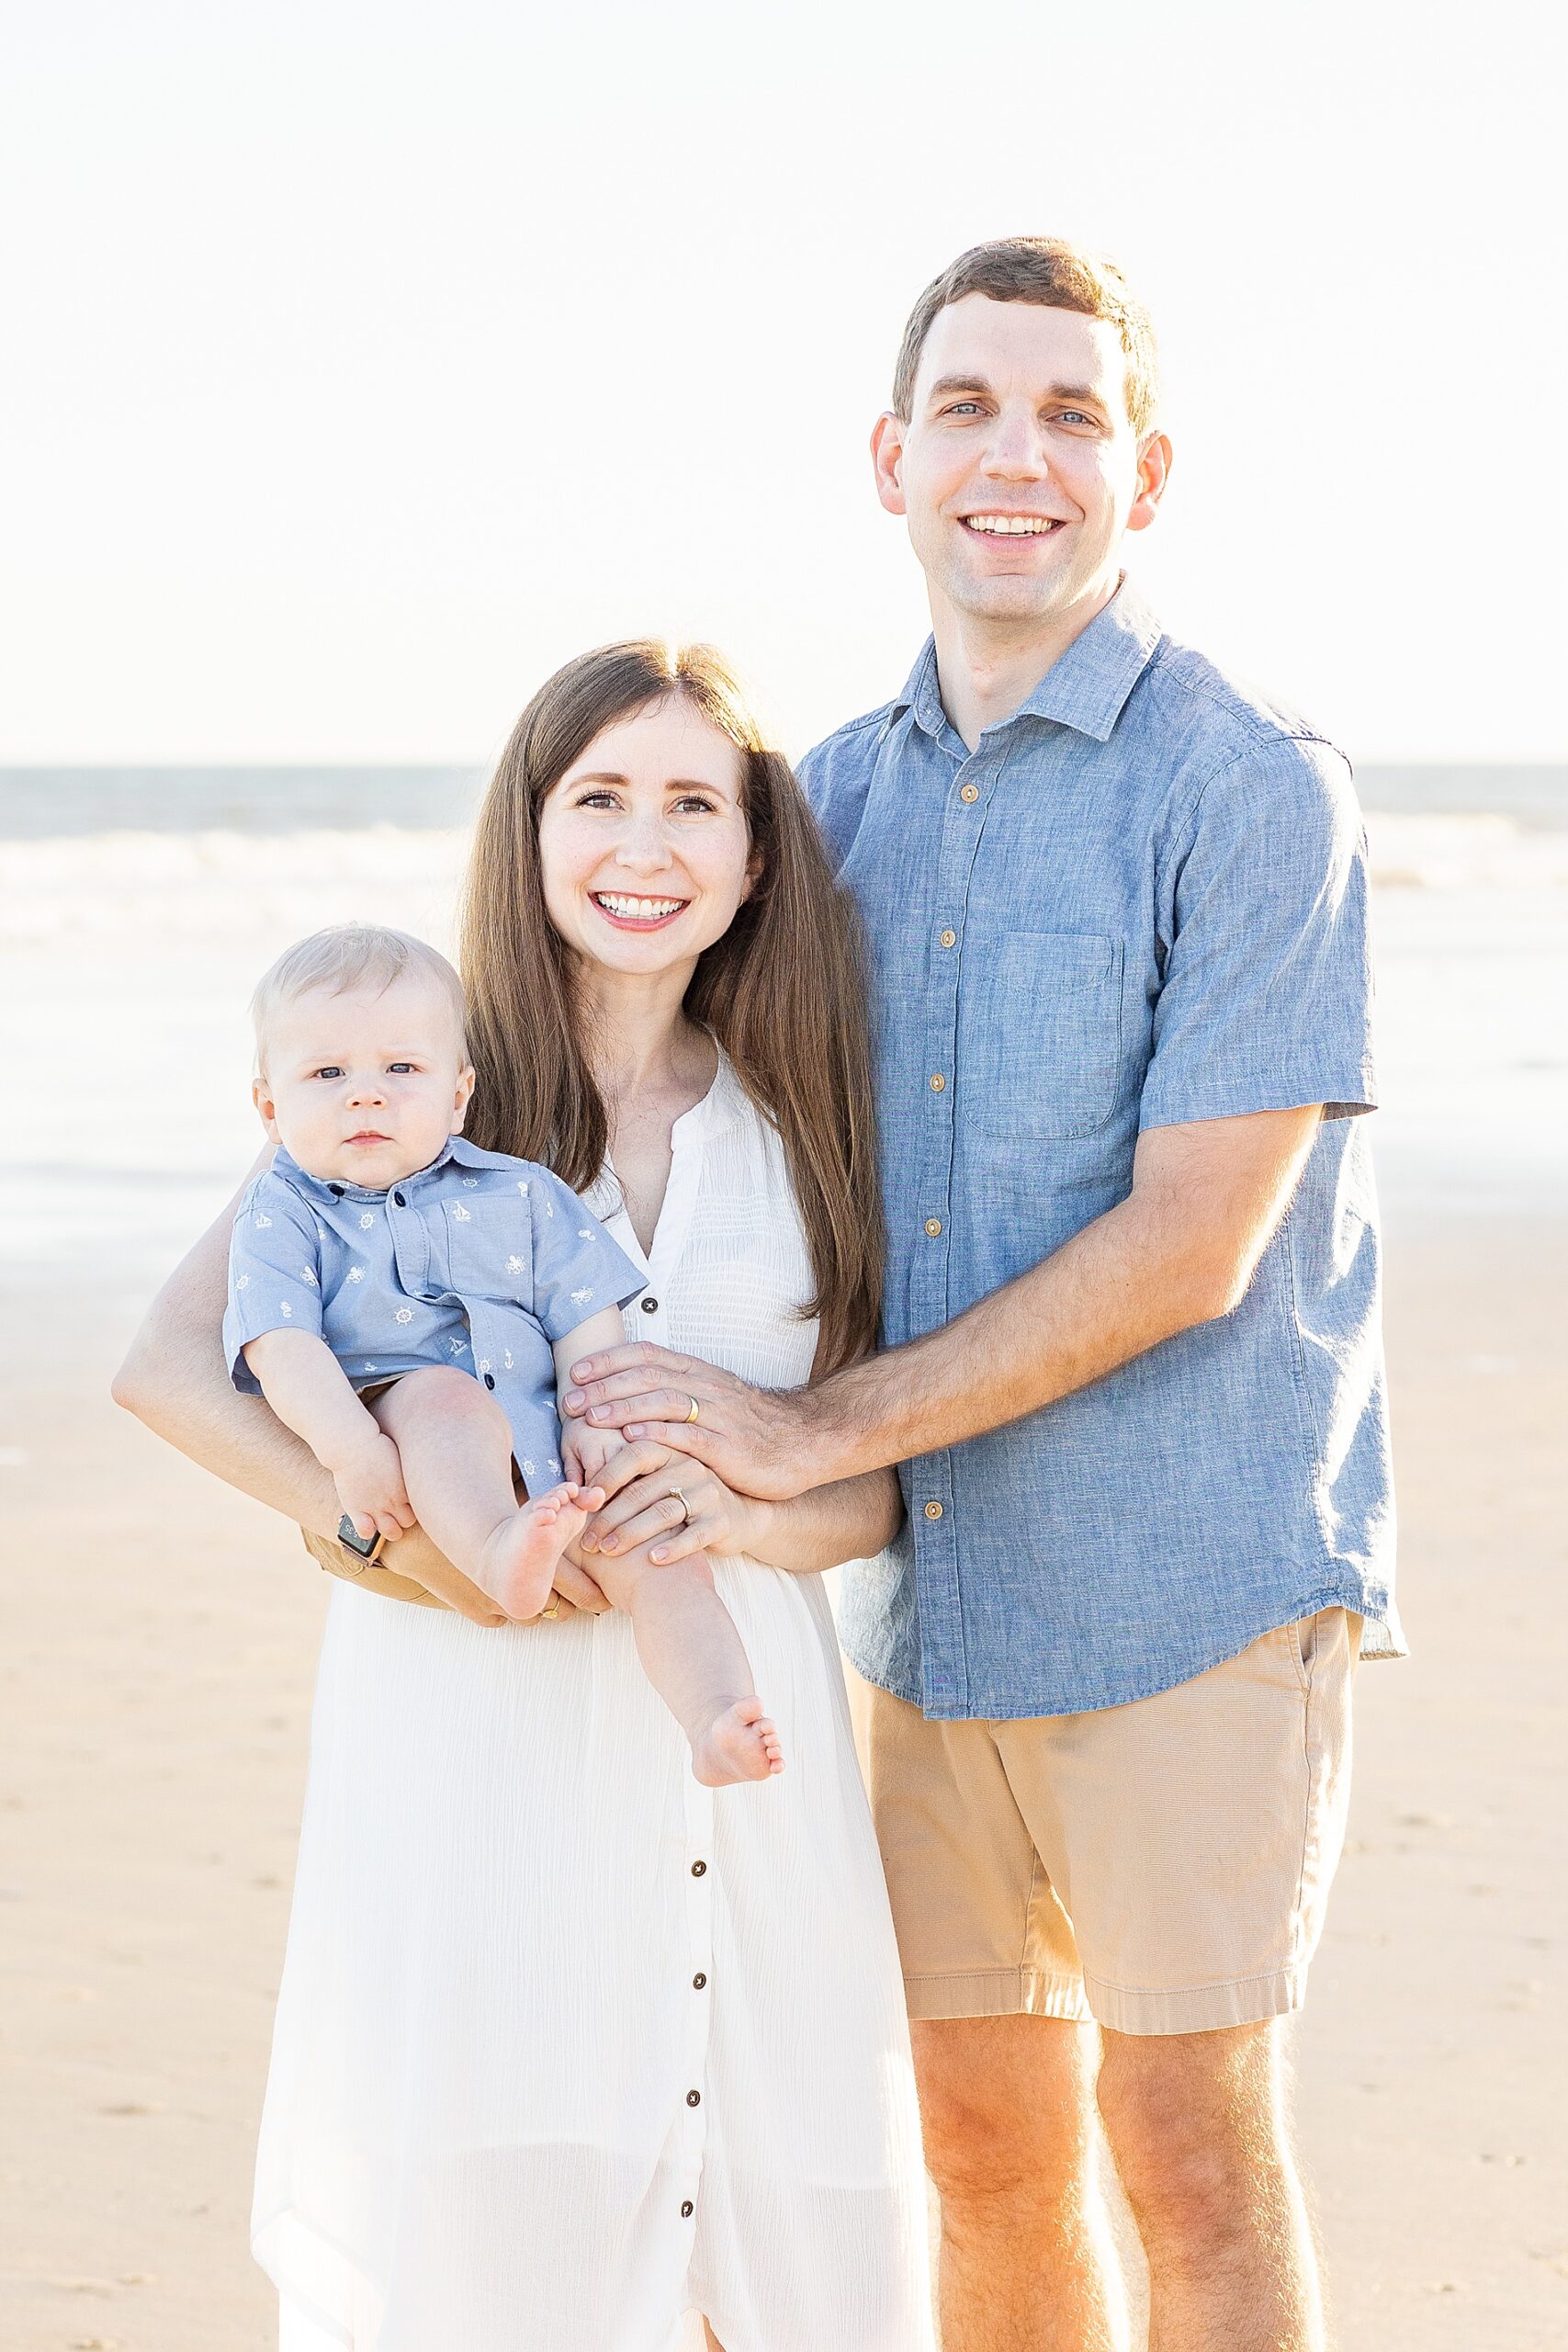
561, 1347, 823, 1501
329, 1430, 416, 1547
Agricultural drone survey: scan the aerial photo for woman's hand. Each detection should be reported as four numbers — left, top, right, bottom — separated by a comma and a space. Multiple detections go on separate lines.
577, 1438, 763, 1568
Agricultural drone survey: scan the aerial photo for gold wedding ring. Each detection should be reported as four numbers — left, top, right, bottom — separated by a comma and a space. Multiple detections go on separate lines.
540, 1598, 562, 1620
684, 1394, 702, 1424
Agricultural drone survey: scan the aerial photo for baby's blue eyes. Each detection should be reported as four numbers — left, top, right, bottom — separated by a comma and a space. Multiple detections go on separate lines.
310, 1063, 417, 1080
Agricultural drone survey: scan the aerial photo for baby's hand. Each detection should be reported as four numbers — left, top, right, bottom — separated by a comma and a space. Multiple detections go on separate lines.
330, 1432, 415, 1547
561, 1419, 617, 1487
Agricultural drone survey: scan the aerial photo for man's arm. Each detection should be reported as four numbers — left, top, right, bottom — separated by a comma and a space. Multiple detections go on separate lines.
563, 1103, 1323, 1498
112, 1186, 508, 1623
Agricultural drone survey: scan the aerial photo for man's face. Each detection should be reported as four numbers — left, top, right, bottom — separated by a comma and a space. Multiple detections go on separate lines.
874, 294, 1166, 636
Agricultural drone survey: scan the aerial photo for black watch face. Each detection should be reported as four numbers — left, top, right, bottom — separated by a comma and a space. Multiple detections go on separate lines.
337, 1514, 386, 1564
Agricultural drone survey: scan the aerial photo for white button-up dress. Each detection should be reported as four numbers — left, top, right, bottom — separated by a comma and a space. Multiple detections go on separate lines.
255, 1056, 934, 2351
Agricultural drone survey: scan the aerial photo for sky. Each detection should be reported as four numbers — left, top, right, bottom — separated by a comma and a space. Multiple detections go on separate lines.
3, 0, 1563, 767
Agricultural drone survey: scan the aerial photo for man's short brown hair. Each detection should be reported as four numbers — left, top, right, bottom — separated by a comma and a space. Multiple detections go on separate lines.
892, 237, 1159, 432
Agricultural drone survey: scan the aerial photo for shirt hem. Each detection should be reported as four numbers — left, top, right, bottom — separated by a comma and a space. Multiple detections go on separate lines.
842, 1576, 1404, 1721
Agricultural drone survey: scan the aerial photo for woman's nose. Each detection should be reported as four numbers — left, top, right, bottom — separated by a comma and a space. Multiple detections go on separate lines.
615, 822, 674, 875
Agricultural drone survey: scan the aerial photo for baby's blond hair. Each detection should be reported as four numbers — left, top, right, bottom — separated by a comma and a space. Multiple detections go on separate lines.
251, 925, 469, 1075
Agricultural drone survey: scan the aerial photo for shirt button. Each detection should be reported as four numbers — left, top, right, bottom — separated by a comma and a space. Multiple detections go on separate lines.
681, 2199, 694, 2218
483, 1374, 496, 1390
640, 1295, 659, 1313
924, 1500, 943, 1520
392, 1190, 407, 1207
693, 1972, 707, 1989
686, 2089, 702, 2107
691, 1860, 706, 1877
930, 1073, 946, 1092
924, 1218, 942, 1238
960, 783, 979, 803
940, 929, 956, 948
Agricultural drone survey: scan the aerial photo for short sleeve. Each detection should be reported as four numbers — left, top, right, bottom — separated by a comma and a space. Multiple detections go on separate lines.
223, 1174, 328, 1390
1140, 736, 1377, 1131
522, 1167, 646, 1342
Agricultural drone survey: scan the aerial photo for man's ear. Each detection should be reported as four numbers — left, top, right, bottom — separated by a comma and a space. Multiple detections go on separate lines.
451, 1064, 477, 1133
871, 411, 908, 516
253, 1077, 282, 1143
1126, 429, 1173, 535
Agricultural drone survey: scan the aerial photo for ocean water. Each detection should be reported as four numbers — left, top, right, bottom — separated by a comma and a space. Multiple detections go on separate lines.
0, 768, 1562, 1276
1, 763, 1565, 839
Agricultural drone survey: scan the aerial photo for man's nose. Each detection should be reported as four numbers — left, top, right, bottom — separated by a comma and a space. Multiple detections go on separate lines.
981, 408, 1050, 479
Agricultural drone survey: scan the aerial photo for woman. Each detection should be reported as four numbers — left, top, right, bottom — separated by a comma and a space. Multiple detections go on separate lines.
116, 642, 934, 2351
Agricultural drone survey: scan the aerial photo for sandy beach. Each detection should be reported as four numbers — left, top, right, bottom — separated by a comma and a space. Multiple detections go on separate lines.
1, 803, 1564, 2349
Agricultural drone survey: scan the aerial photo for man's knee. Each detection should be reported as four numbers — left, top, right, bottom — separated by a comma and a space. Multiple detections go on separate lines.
915, 2016, 1096, 2210
1096, 2022, 1282, 2240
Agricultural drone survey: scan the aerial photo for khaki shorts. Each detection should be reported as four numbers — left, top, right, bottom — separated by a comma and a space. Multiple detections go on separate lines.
850, 1609, 1360, 2037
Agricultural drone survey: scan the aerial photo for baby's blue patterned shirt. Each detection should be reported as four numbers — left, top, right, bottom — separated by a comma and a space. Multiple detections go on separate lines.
223, 1135, 646, 1486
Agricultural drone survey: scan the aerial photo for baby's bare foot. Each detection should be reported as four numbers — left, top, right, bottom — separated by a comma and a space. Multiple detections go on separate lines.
479, 1482, 600, 1619
691, 1695, 784, 1788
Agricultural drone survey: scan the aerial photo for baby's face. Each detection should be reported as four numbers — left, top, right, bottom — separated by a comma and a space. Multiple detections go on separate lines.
255, 975, 475, 1190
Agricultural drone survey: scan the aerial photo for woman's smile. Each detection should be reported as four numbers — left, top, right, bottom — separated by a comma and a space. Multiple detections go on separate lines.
589, 888, 693, 932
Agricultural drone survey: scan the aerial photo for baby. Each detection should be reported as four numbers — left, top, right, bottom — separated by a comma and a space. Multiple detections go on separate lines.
223, 922, 784, 1787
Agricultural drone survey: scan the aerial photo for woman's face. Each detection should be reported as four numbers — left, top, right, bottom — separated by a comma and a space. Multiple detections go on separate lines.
537, 697, 756, 982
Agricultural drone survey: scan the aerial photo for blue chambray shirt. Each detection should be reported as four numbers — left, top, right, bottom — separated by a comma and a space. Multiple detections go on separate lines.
223, 1136, 646, 1486
800, 581, 1402, 1721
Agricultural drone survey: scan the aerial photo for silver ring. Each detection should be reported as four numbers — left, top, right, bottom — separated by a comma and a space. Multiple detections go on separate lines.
669, 1487, 692, 1526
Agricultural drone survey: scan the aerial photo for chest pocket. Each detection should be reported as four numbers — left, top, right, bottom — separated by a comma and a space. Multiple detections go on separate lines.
440, 1194, 535, 1309
961, 931, 1123, 1141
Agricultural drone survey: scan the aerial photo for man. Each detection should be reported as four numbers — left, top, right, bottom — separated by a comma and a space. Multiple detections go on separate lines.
563, 238, 1400, 2351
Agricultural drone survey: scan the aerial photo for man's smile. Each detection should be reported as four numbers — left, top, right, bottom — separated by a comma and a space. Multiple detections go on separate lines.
959, 512, 1066, 536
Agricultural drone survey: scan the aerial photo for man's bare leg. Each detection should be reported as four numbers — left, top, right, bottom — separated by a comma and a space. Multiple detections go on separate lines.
913, 2014, 1125, 2352
1096, 2019, 1325, 2352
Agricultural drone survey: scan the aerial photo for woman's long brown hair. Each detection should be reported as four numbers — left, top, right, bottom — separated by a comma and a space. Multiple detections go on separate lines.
458, 641, 883, 1374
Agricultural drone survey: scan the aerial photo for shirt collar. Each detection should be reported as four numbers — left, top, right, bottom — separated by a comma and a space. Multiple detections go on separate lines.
273, 1131, 487, 1199
895, 576, 1165, 749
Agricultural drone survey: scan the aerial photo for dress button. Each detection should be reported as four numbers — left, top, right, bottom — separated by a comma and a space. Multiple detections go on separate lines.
640, 1295, 659, 1313
686, 2089, 702, 2107
392, 1190, 407, 1207
691, 1860, 706, 1877
960, 782, 979, 803
925, 1218, 942, 1238
930, 1073, 946, 1092
924, 1500, 944, 1520
693, 1972, 707, 1989
940, 929, 956, 949
483, 1373, 496, 1390
681, 2199, 694, 2219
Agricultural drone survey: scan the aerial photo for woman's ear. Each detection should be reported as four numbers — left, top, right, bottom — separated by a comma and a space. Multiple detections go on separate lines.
740, 846, 765, 904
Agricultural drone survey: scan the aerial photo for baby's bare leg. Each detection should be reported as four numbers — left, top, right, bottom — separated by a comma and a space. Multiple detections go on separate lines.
372, 1369, 592, 1618
590, 1546, 784, 1786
